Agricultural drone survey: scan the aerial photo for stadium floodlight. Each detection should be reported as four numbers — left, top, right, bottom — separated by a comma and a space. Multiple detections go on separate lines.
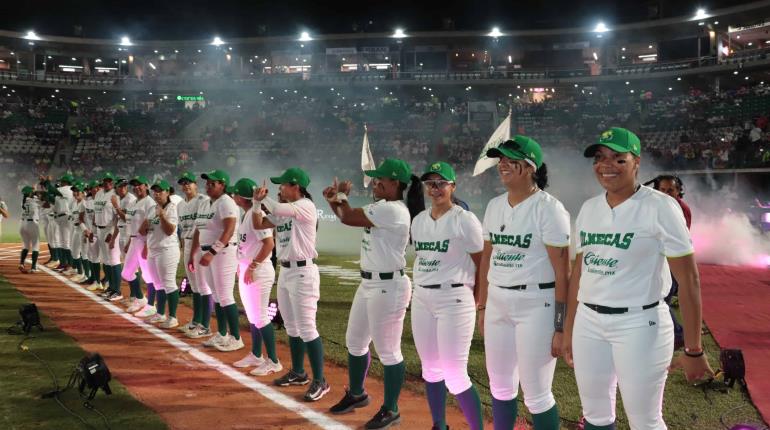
594, 22, 609, 33
392, 28, 407, 38
23, 30, 41, 40
694, 8, 708, 20
299, 31, 312, 41
211, 36, 225, 46
488, 27, 503, 38
592, 52, 599, 60
148, 62, 156, 70
120, 36, 132, 46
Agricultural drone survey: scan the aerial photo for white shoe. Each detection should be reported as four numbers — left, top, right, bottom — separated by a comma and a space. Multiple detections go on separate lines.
202, 332, 226, 347
186, 325, 213, 339
86, 282, 103, 292
215, 335, 245, 352
108, 292, 124, 302
120, 297, 133, 306
178, 321, 197, 333
134, 305, 157, 318
126, 298, 146, 313
233, 352, 265, 368
45, 260, 60, 268
71, 274, 86, 282
29, 268, 39, 273
147, 314, 167, 324
63, 268, 77, 276
250, 359, 283, 376
159, 317, 179, 329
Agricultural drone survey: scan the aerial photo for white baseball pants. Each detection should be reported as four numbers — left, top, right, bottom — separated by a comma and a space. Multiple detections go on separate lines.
277, 264, 321, 342
238, 259, 276, 328
148, 246, 180, 293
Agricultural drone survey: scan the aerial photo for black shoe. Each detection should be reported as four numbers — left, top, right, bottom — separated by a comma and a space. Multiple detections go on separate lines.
103, 291, 116, 301
303, 379, 331, 402
365, 407, 401, 429
273, 370, 310, 387
330, 389, 370, 414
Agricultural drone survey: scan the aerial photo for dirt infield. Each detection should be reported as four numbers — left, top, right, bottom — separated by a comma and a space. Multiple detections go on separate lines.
0, 244, 488, 430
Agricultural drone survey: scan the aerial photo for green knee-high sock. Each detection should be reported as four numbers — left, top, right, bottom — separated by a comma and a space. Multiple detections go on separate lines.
288, 336, 306, 374
51, 248, 59, 262
383, 361, 405, 413
348, 352, 370, 396
128, 279, 140, 298
20, 249, 29, 265
455, 386, 483, 430
81, 259, 90, 278
192, 293, 201, 324
260, 323, 278, 362
584, 421, 616, 430
531, 404, 560, 430
111, 264, 122, 293
134, 278, 144, 299
91, 262, 101, 283
223, 303, 240, 339
200, 294, 212, 328
65, 249, 73, 266
31, 251, 39, 269
101, 263, 110, 286
167, 290, 180, 318
75, 258, 83, 274
156, 290, 167, 316
305, 337, 325, 382
214, 303, 227, 336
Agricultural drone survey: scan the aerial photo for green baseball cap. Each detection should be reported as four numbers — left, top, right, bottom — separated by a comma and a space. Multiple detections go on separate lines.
225, 185, 236, 194
177, 171, 197, 184
71, 181, 86, 192
129, 175, 149, 186
58, 173, 75, 184
101, 171, 116, 181
201, 169, 230, 186
486, 135, 543, 169
364, 158, 412, 184
88, 179, 101, 189
420, 161, 456, 182
21, 186, 34, 195
233, 178, 257, 198
270, 167, 311, 188
116, 177, 129, 187
584, 127, 641, 158
151, 179, 171, 192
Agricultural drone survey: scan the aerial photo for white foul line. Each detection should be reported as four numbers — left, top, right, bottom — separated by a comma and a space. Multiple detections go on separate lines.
36, 265, 351, 430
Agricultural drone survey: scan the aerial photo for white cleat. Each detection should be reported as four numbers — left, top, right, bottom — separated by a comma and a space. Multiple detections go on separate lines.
178, 321, 197, 333
186, 325, 213, 339
133, 304, 157, 318
126, 299, 146, 314
215, 335, 245, 352
159, 317, 179, 329
45, 260, 60, 268
250, 359, 283, 376
147, 314, 167, 324
202, 332, 226, 347
233, 352, 265, 368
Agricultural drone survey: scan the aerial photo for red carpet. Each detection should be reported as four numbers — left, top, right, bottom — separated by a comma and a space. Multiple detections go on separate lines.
699, 264, 770, 425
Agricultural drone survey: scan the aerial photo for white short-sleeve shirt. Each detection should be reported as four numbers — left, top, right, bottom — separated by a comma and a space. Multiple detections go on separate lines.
575, 186, 694, 307
411, 205, 483, 286
265, 198, 318, 262
21, 197, 40, 222
147, 201, 179, 249
94, 189, 117, 227
482, 190, 571, 286
237, 207, 273, 261
117, 193, 137, 229
178, 194, 209, 240
360, 199, 411, 272
126, 196, 156, 238
197, 194, 239, 246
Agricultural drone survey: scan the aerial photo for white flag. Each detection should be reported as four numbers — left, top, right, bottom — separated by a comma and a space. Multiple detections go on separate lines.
472, 111, 512, 176
361, 126, 376, 187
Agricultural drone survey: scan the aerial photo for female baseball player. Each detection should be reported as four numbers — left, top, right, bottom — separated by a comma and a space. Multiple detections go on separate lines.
143, 180, 180, 328
121, 176, 157, 315
231, 178, 281, 375
18, 186, 40, 273
188, 170, 243, 352
323, 158, 424, 427
0, 195, 8, 241
94, 172, 123, 301
52, 174, 75, 273
72, 182, 93, 284
177, 172, 213, 338
563, 128, 713, 430
67, 182, 86, 281
251, 167, 328, 402
477, 136, 570, 430
82, 180, 102, 290
114, 178, 136, 264
409, 161, 484, 430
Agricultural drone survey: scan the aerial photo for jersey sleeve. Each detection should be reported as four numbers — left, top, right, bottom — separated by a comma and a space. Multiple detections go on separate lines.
460, 211, 484, 253
262, 196, 316, 222
250, 210, 273, 239
220, 197, 239, 219
165, 203, 179, 228
574, 202, 587, 254
654, 195, 694, 258
481, 199, 493, 241
363, 201, 407, 230
539, 198, 571, 247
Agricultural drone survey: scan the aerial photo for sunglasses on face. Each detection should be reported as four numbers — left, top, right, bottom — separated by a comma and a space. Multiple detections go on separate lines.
422, 180, 453, 189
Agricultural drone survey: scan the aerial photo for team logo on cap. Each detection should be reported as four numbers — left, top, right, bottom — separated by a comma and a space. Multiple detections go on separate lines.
601, 130, 613, 141
431, 163, 441, 171
392, 172, 397, 176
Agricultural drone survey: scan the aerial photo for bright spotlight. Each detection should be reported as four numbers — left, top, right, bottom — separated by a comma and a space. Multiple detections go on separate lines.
594, 22, 609, 33
694, 8, 708, 20
24, 30, 41, 40
120, 36, 132, 46
299, 31, 312, 41
211, 36, 225, 46
488, 27, 503, 38
593, 52, 599, 60
392, 28, 407, 38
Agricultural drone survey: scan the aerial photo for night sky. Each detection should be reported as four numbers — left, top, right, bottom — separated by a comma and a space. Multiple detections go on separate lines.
0, 0, 750, 40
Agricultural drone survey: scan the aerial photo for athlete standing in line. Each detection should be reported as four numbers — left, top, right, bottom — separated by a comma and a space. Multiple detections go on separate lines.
0, 195, 8, 241
66, 182, 87, 281
409, 162, 485, 430
477, 137, 570, 430
82, 180, 102, 291
252, 167, 329, 401
46, 174, 74, 271
177, 171, 214, 338
563, 128, 713, 430
231, 178, 282, 375
143, 180, 181, 328
323, 158, 424, 428
71, 182, 92, 283
114, 178, 136, 265
122, 175, 157, 315
188, 170, 243, 351
94, 172, 123, 302
18, 186, 40, 273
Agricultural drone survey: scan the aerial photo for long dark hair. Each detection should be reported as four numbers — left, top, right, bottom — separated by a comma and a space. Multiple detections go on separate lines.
299, 187, 313, 201
533, 163, 549, 190
399, 175, 425, 220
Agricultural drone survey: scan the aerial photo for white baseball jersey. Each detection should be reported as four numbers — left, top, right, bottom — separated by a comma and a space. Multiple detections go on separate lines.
83, 198, 95, 230
482, 190, 570, 286
237, 207, 273, 261
21, 197, 40, 222
0, 200, 7, 223
265, 198, 318, 261
196, 194, 239, 246
126, 195, 155, 237
411, 205, 483, 285
147, 201, 179, 249
170, 194, 183, 207
178, 194, 209, 240
53, 186, 74, 221
575, 185, 693, 307
117, 193, 136, 230
360, 199, 410, 272
69, 199, 82, 224
93, 189, 117, 227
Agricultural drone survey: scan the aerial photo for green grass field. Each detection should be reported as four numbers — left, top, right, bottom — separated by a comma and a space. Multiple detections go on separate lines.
0, 275, 167, 430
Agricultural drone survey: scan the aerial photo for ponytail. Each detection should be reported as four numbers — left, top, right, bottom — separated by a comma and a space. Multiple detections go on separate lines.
400, 175, 425, 220
300, 187, 313, 201
169, 186, 175, 195
533, 162, 549, 190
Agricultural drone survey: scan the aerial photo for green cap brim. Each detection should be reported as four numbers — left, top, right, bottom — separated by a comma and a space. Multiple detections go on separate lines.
419, 171, 454, 181
487, 146, 527, 161
583, 142, 634, 157
269, 176, 282, 185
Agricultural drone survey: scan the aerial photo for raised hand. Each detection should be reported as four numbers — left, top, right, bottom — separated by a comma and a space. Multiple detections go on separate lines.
253, 179, 269, 202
